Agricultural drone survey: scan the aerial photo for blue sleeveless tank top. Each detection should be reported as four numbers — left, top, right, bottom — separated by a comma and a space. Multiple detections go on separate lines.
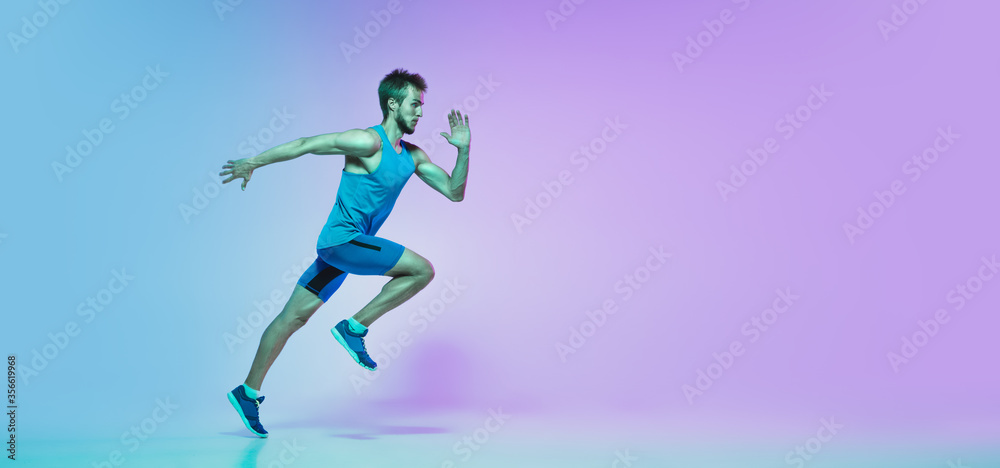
316, 125, 415, 248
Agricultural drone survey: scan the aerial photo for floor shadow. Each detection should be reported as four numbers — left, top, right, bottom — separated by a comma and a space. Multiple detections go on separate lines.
329, 425, 449, 440
218, 430, 266, 439
259, 412, 452, 440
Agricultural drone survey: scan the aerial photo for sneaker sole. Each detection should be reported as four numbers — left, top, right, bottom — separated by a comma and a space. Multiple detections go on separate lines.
331, 326, 376, 371
227, 391, 268, 438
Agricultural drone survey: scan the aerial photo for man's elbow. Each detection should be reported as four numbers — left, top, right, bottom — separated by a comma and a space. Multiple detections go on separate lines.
291, 137, 311, 156
453, 183, 468, 201
449, 190, 464, 202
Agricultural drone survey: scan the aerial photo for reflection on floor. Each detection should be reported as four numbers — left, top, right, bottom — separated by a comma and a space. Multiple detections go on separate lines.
15, 412, 1000, 467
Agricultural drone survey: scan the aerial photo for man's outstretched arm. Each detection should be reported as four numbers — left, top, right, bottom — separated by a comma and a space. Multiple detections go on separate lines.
220, 129, 379, 190
409, 109, 471, 202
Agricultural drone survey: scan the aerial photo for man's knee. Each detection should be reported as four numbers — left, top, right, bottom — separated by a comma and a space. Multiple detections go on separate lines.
282, 289, 322, 326
422, 261, 435, 283
275, 308, 308, 331
390, 249, 434, 280
289, 308, 311, 326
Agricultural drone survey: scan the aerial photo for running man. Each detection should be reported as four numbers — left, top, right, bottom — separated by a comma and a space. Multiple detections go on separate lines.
219, 69, 470, 437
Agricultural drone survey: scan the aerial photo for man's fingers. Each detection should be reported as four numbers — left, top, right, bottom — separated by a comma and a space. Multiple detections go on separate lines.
241, 180, 247, 191
220, 169, 232, 177
222, 175, 236, 184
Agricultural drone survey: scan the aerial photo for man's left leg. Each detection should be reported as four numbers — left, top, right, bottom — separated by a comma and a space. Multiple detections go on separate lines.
229, 257, 347, 438
244, 284, 325, 391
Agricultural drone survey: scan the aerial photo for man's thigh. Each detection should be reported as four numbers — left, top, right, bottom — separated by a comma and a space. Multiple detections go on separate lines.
285, 283, 325, 315
296, 256, 349, 303
319, 234, 407, 276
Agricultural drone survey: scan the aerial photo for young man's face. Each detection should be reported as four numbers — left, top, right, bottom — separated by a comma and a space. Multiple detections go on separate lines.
393, 86, 424, 135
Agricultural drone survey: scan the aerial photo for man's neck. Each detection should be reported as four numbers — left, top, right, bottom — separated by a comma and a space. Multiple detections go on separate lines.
380, 119, 403, 147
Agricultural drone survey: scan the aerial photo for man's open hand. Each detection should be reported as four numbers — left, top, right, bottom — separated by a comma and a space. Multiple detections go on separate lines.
220, 158, 255, 191
439, 109, 470, 149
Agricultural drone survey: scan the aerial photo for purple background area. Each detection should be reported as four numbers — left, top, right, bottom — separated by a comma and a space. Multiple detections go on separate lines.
2, 0, 998, 448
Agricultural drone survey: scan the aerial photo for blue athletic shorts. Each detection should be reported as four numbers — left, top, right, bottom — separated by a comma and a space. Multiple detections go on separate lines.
296, 234, 406, 302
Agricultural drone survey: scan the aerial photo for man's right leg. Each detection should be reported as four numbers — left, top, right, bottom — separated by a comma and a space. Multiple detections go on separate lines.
351, 247, 435, 327
322, 236, 434, 370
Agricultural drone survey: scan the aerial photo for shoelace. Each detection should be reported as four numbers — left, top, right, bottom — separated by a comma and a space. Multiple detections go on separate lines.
350, 328, 370, 355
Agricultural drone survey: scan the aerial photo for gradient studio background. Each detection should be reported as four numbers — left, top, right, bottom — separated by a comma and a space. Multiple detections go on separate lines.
2, 0, 999, 463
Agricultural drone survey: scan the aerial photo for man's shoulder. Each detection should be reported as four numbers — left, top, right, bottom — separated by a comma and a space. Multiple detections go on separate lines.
402, 140, 427, 157
403, 141, 430, 167
362, 127, 382, 141
355, 127, 382, 156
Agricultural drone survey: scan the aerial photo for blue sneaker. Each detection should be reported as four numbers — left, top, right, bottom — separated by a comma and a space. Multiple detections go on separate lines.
228, 385, 268, 438
331, 320, 377, 371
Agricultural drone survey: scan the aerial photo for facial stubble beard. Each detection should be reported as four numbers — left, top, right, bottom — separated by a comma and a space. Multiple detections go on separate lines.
395, 113, 414, 135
